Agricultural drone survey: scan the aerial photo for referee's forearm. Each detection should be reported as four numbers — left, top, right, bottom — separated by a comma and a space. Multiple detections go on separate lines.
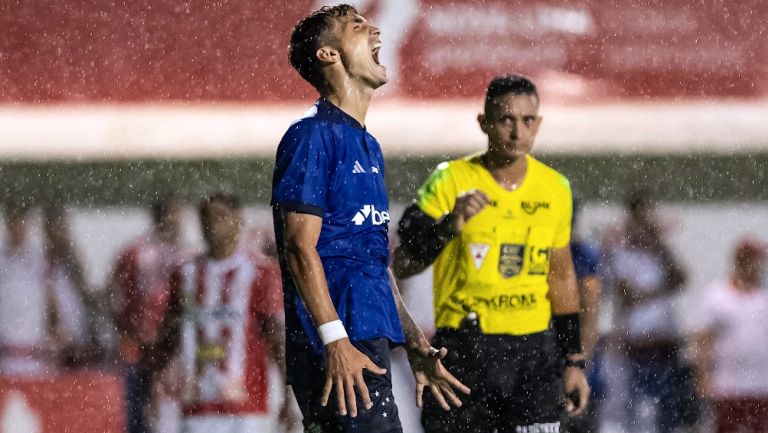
548, 246, 581, 315
549, 276, 581, 315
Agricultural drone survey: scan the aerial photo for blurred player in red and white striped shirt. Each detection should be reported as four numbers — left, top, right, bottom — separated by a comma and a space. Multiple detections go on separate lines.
148, 193, 292, 433
108, 195, 192, 433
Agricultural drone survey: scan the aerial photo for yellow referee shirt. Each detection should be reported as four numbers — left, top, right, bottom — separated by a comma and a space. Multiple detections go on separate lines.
417, 154, 572, 336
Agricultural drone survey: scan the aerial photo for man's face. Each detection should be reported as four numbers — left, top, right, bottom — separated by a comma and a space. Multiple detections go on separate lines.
325, 11, 387, 89
5, 211, 28, 249
157, 202, 183, 244
479, 93, 542, 160
202, 202, 241, 251
737, 252, 765, 287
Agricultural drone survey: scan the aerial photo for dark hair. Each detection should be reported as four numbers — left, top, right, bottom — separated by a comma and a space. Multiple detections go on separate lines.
3, 199, 31, 221
289, 4, 359, 91
199, 193, 241, 228
625, 189, 653, 215
484, 75, 538, 111
151, 194, 182, 225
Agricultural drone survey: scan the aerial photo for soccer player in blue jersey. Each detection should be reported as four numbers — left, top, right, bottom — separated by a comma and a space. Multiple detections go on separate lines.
271, 5, 469, 433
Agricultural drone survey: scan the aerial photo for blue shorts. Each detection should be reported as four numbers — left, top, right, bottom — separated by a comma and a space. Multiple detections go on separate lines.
290, 338, 403, 433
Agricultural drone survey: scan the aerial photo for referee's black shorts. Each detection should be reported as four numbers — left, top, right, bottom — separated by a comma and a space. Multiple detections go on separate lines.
290, 338, 403, 433
422, 327, 564, 433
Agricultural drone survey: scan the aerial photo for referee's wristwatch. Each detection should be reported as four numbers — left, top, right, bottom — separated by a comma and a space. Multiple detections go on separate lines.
564, 357, 587, 370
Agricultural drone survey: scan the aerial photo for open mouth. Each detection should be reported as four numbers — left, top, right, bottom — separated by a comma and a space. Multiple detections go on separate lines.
371, 43, 381, 65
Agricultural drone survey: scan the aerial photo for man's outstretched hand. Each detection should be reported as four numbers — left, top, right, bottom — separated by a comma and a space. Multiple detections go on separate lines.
407, 344, 470, 410
321, 338, 387, 418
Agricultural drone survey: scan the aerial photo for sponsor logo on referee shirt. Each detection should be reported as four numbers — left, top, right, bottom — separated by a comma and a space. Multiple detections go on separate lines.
351, 205, 390, 226
521, 201, 550, 215
475, 293, 538, 310
516, 422, 560, 433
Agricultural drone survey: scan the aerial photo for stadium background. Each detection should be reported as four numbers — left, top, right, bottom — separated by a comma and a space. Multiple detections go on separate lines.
1, 0, 767, 432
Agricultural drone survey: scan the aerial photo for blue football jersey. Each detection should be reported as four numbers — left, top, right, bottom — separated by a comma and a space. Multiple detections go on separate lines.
271, 99, 405, 366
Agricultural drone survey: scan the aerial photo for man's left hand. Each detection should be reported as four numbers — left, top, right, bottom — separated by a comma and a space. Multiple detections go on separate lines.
406, 344, 470, 410
564, 364, 590, 416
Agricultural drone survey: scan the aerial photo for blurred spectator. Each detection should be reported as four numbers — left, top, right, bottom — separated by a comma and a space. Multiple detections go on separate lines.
147, 193, 294, 433
108, 195, 192, 433
43, 205, 106, 368
564, 199, 603, 433
693, 238, 768, 433
0, 202, 58, 377
609, 191, 692, 433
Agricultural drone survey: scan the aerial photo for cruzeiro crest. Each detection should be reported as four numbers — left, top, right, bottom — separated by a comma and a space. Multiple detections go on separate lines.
498, 244, 525, 278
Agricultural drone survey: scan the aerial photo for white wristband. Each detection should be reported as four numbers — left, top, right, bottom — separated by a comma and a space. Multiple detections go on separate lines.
318, 320, 348, 345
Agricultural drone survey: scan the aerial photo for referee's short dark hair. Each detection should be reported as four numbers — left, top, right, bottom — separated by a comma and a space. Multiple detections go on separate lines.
289, 4, 359, 92
485, 75, 539, 111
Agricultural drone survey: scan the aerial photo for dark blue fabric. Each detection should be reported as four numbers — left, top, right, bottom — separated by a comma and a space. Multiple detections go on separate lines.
291, 338, 403, 433
628, 357, 690, 433
272, 99, 405, 364
571, 241, 599, 280
124, 363, 151, 433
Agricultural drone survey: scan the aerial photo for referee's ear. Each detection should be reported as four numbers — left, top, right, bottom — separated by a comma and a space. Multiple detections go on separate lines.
477, 113, 489, 134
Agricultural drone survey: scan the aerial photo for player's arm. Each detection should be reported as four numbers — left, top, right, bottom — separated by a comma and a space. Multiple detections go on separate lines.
691, 327, 716, 399
255, 263, 299, 428
262, 314, 300, 427
393, 190, 490, 279
108, 251, 145, 344
281, 210, 385, 418
578, 274, 602, 359
548, 246, 590, 416
141, 268, 184, 373
387, 269, 470, 410
693, 329, 718, 400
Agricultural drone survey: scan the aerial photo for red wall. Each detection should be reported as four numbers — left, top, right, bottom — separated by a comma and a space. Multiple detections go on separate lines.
0, 372, 124, 433
1, 0, 765, 103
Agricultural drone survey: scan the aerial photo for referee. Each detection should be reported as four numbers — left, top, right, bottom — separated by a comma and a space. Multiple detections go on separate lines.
394, 75, 589, 433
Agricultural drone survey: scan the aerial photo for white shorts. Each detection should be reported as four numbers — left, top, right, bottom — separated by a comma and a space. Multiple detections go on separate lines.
184, 414, 273, 433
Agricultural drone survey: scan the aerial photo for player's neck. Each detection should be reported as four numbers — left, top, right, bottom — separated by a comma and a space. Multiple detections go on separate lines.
324, 83, 374, 127
481, 152, 528, 191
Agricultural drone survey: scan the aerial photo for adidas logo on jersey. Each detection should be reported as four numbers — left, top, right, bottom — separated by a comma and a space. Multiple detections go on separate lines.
351, 205, 390, 226
352, 160, 366, 174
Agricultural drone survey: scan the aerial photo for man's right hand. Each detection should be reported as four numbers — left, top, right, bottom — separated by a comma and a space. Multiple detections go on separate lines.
321, 338, 387, 417
449, 189, 490, 233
